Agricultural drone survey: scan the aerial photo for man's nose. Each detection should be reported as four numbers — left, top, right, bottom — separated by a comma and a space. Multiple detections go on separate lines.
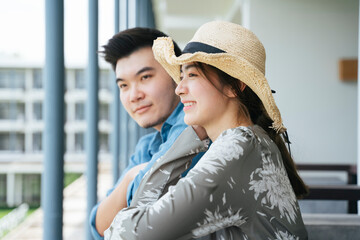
129, 86, 145, 102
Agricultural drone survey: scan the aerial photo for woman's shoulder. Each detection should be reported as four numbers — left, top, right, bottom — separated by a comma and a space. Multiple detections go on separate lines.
212, 125, 276, 159
217, 125, 267, 143
207, 126, 260, 160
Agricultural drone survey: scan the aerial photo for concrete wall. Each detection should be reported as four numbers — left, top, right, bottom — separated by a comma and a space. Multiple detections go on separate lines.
247, 0, 358, 164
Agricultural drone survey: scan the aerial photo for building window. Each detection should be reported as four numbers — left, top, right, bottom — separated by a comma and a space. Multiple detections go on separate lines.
0, 174, 6, 206
0, 69, 25, 89
75, 102, 85, 120
0, 133, 25, 152
33, 69, 43, 89
0, 70, 5, 88
22, 174, 41, 207
99, 103, 109, 121
33, 132, 42, 152
75, 132, 84, 152
0, 102, 8, 119
0, 133, 8, 150
99, 133, 109, 152
75, 69, 85, 89
100, 70, 111, 90
33, 102, 42, 121
0, 101, 25, 120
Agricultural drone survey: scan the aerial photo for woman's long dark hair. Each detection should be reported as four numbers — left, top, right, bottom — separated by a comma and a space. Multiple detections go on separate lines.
195, 63, 309, 199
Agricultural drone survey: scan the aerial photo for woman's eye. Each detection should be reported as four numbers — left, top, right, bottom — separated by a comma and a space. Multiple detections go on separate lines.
188, 73, 197, 77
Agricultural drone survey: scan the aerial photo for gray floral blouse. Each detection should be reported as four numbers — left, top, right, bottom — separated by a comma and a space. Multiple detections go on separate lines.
104, 125, 308, 240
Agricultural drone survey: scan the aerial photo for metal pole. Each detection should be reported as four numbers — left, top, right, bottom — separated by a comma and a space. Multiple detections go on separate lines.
139, 0, 155, 138
43, 0, 65, 239
111, 0, 120, 185
86, 0, 99, 239
126, 0, 138, 158
146, 0, 156, 28
119, 0, 130, 172
357, 0, 360, 215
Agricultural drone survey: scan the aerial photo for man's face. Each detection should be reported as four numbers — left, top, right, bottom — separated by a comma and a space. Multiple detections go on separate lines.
115, 47, 180, 131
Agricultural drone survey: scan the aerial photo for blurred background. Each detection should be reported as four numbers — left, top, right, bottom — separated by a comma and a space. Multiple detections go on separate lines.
0, 0, 358, 239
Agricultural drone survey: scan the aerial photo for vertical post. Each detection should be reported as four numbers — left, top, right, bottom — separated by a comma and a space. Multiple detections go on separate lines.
139, 0, 155, 138
357, 0, 360, 215
86, 0, 99, 239
119, 0, 130, 172
43, 0, 65, 239
111, 0, 120, 185
126, 0, 139, 158
136, 0, 154, 28
241, 0, 251, 29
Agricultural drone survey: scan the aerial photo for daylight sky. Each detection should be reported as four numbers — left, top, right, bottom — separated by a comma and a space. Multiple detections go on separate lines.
0, 0, 114, 66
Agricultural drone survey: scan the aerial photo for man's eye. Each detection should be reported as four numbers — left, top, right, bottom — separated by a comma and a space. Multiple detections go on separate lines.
141, 75, 151, 80
119, 84, 127, 89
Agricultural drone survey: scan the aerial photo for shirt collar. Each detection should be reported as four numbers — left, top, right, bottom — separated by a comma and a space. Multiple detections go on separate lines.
161, 101, 184, 130
148, 102, 184, 155
160, 102, 184, 142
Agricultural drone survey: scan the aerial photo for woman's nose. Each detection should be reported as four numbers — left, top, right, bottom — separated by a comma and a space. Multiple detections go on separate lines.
175, 80, 187, 96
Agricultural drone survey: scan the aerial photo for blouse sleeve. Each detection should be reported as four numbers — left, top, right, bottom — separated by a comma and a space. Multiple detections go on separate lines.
104, 128, 255, 240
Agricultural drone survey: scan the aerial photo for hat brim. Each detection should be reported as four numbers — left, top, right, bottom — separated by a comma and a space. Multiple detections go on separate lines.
153, 37, 286, 133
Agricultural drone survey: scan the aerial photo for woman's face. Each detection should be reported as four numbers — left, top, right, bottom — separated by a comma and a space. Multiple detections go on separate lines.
175, 63, 234, 129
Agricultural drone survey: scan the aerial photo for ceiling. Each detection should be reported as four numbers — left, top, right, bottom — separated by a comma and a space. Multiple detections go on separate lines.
152, 0, 243, 48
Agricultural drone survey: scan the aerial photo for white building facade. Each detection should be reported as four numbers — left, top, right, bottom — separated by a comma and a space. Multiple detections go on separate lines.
0, 63, 113, 207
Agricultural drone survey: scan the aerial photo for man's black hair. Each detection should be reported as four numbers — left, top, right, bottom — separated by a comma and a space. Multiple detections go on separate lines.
100, 27, 182, 70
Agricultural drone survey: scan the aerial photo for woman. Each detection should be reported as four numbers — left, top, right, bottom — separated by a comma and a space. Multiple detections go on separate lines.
105, 21, 308, 240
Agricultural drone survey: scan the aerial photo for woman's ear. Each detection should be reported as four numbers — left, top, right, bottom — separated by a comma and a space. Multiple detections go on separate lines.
224, 82, 247, 98
224, 86, 237, 98
239, 82, 247, 92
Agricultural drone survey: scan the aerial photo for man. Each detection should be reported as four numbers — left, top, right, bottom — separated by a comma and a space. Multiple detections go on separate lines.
89, 27, 204, 239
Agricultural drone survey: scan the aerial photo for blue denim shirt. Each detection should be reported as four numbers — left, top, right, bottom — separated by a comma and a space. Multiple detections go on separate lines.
89, 102, 204, 240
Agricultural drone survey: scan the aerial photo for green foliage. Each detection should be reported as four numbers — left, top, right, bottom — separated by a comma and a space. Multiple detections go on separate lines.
64, 173, 82, 188
0, 208, 14, 218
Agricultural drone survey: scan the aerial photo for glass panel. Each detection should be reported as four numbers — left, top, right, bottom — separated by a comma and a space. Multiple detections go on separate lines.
0, 133, 10, 150
75, 102, 85, 120
13, 70, 25, 89
0, 174, 6, 206
33, 132, 42, 152
100, 70, 111, 90
22, 174, 41, 207
0, 102, 9, 119
0, 133, 24, 152
99, 133, 109, 152
75, 69, 85, 89
0, 69, 25, 89
17, 102, 25, 120
33, 102, 42, 120
99, 103, 109, 121
0, 102, 24, 120
33, 69, 43, 89
15, 133, 25, 152
0, 70, 8, 88
75, 132, 84, 152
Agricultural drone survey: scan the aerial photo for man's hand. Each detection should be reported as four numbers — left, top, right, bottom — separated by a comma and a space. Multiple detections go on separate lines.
95, 163, 147, 236
192, 125, 208, 141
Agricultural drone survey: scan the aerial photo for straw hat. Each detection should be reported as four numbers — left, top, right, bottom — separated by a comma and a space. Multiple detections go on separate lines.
152, 20, 286, 133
